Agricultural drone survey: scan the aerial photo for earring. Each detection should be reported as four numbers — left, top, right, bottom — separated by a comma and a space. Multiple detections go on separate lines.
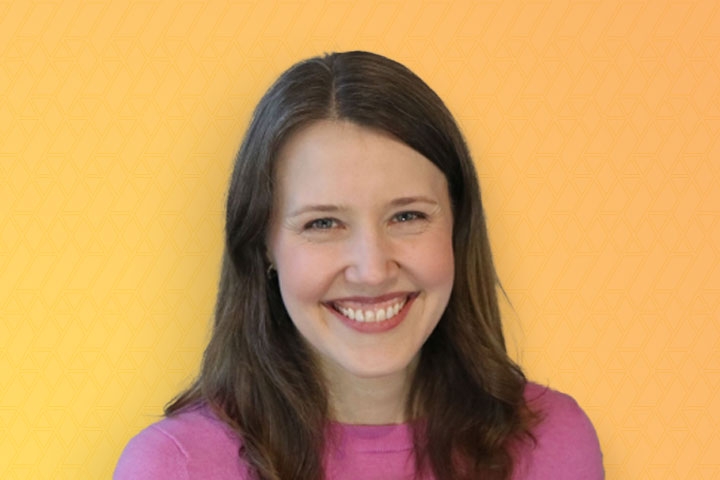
266, 262, 276, 276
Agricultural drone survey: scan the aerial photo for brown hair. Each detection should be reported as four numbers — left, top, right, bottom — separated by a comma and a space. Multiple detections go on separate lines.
167, 51, 536, 479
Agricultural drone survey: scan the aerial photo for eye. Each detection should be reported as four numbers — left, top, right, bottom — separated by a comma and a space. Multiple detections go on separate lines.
392, 211, 427, 223
305, 217, 338, 230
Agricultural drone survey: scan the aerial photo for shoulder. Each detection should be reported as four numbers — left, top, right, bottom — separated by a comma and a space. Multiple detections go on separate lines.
114, 405, 249, 480
514, 383, 604, 480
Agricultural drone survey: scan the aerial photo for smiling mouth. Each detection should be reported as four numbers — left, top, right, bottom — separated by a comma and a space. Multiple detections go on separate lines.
328, 294, 415, 323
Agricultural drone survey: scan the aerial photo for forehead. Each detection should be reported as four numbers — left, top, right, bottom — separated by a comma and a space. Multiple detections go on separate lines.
273, 120, 448, 206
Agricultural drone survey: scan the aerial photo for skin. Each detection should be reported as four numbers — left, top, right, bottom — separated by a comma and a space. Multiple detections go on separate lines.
267, 120, 455, 424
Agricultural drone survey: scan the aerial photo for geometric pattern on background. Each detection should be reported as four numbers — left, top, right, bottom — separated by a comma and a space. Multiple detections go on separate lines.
1, 1, 718, 478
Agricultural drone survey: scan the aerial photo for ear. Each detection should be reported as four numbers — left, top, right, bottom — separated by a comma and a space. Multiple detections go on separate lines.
264, 245, 275, 267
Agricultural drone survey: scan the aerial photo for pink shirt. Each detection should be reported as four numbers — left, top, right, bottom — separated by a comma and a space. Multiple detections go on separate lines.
114, 383, 604, 479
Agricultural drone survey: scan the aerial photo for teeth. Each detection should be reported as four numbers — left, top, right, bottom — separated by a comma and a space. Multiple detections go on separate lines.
335, 297, 407, 323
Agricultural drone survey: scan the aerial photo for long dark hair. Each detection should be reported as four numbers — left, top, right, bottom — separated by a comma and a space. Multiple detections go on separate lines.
167, 51, 536, 479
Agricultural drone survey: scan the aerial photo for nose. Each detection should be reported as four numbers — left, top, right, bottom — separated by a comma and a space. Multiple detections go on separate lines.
344, 227, 398, 286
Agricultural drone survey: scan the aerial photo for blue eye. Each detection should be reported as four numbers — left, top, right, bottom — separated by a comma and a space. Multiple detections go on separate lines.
306, 218, 337, 230
393, 211, 426, 222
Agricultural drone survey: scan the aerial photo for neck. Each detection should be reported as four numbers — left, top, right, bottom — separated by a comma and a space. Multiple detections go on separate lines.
323, 364, 416, 425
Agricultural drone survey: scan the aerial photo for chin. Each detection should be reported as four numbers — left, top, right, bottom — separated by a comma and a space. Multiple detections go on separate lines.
339, 353, 416, 380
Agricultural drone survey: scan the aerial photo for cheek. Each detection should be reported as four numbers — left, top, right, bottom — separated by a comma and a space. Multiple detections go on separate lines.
408, 232, 455, 291
274, 242, 338, 306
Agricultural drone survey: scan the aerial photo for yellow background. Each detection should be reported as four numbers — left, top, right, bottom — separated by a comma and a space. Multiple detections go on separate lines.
1, 0, 719, 478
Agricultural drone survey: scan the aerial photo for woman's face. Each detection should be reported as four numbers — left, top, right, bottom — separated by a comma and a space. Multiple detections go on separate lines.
268, 120, 454, 384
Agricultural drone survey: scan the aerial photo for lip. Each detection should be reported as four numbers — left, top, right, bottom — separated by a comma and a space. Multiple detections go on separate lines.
327, 291, 414, 304
323, 292, 419, 333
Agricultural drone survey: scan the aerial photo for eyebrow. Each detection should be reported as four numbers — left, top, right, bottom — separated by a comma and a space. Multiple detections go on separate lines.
389, 196, 439, 208
287, 196, 439, 218
288, 204, 346, 218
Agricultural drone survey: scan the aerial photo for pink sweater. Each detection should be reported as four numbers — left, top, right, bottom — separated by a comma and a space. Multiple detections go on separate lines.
114, 383, 603, 479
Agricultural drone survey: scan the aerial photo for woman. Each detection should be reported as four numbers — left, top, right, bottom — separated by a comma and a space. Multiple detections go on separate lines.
115, 51, 603, 479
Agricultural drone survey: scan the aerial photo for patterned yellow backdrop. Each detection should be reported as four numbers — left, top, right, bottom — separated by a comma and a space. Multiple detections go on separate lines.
1, 0, 718, 478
